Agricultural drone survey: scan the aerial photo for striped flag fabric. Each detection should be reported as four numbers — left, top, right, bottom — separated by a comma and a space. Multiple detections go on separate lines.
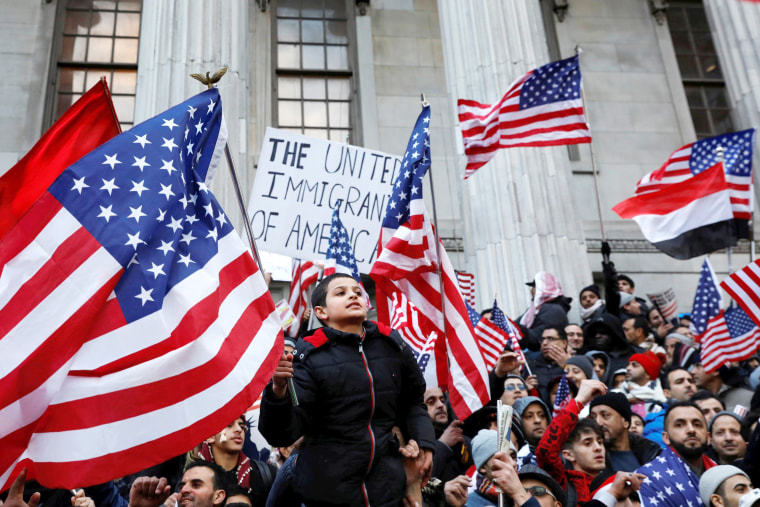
0, 78, 121, 240
370, 104, 490, 419
491, 300, 526, 363
634, 129, 755, 227
285, 259, 320, 337
613, 162, 739, 259
690, 259, 731, 372
552, 374, 572, 417
721, 260, 760, 328
457, 54, 591, 179
466, 301, 511, 371
0, 89, 283, 490
389, 292, 439, 383
455, 270, 476, 307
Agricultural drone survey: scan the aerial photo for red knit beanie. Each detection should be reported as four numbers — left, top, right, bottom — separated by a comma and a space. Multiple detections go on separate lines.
629, 351, 662, 381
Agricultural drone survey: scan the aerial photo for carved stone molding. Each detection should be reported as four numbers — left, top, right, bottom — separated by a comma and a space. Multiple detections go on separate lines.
587, 238, 756, 254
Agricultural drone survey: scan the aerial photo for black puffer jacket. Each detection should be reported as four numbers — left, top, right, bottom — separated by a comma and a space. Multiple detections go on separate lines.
259, 320, 435, 507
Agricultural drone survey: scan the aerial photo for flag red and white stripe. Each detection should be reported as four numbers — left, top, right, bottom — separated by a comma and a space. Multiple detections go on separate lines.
698, 311, 733, 373
722, 260, 760, 328
457, 55, 590, 178
472, 318, 511, 371
286, 260, 320, 337
456, 271, 476, 307
371, 105, 490, 419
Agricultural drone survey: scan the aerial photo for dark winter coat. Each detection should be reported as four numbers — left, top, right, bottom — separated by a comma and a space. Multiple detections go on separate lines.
259, 321, 435, 507
520, 296, 573, 351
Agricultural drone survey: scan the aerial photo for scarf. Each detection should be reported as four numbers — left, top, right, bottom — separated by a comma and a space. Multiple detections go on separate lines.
475, 471, 499, 501
580, 299, 605, 322
199, 442, 253, 490
520, 272, 565, 328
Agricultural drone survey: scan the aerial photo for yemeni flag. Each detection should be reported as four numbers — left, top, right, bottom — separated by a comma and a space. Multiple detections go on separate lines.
613, 162, 739, 259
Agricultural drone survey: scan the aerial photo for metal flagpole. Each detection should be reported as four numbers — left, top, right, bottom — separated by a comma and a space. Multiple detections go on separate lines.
420, 94, 449, 345
576, 47, 606, 243
715, 146, 734, 274
192, 69, 298, 405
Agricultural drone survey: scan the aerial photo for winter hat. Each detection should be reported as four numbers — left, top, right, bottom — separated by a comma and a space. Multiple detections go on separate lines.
666, 332, 695, 348
565, 355, 594, 380
700, 465, 749, 507
580, 284, 600, 299
472, 429, 498, 470
461, 405, 497, 439
708, 411, 743, 433
519, 465, 566, 506
619, 292, 635, 308
618, 274, 635, 288
589, 392, 632, 422
512, 397, 552, 423
629, 351, 663, 381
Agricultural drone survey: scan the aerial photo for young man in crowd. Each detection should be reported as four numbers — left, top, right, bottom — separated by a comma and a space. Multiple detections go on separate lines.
565, 323, 585, 354
589, 392, 660, 472
621, 317, 650, 351
692, 360, 754, 413
616, 351, 666, 412
513, 397, 552, 468
643, 366, 698, 447
490, 452, 567, 507
423, 387, 473, 482
699, 465, 753, 507
693, 390, 727, 424
500, 375, 529, 407
635, 401, 716, 507
536, 379, 611, 503
527, 327, 571, 401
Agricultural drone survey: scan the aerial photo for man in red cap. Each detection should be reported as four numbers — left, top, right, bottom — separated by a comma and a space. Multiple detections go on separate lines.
615, 351, 666, 415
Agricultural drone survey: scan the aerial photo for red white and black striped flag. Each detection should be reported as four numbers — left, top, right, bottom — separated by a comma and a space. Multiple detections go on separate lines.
0, 90, 283, 490
457, 54, 591, 179
370, 104, 490, 419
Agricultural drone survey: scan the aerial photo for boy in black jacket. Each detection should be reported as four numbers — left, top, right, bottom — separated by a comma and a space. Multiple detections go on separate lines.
259, 273, 436, 507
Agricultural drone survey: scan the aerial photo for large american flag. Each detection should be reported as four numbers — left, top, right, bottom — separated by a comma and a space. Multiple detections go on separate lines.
722, 260, 760, 328
457, 54, 591, 179
369, 104, 490, 419
691, 259, 731, 372
285, 259, 320, 337
0, 89, 283, 490
635, 129, 755, 223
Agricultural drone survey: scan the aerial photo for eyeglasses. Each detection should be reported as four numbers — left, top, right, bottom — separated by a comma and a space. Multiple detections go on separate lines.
504, 383, 527, 392
541, 335, 564, 342
525, 486, 556, 500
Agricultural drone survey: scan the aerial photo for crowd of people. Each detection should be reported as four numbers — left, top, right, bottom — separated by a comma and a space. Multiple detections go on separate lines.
7, 256, 760, 507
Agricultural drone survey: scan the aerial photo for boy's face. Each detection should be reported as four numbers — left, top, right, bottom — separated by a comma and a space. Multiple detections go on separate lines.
315, 277, 366, 328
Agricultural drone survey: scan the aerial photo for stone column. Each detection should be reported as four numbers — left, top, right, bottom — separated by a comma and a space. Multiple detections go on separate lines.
704, 0, 760, 134
134, 0, 251, 231
437, 0, 592, 316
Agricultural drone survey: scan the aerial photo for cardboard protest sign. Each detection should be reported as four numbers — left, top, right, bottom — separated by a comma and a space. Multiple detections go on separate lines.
248, 128, 400, 273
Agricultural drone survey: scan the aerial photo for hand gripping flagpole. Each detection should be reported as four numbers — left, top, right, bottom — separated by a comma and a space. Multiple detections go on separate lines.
576, 47, 607, 248
420, 94, 449, 352
192, 69, 299, 406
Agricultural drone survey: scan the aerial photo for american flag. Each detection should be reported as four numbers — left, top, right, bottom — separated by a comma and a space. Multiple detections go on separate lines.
455, 270, 476, 307
635, 446, 705, 507
721, 259, 760, 328
635, 129, 755, 223
389, 292, 439, 380
491, 299, 525, 360
466, 301, 511, 371
552, 374, 571, 418
323, 205, 372, 309
457, 54, 591, 179
0, 89, 283, 489
691, 259, 731, 372
286, 259, 320, 337
369, 104, 490, 419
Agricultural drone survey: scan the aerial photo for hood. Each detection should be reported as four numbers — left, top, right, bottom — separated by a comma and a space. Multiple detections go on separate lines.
584, 313, 629, 354
585, 349, 612, 384
512, 396, 552, 423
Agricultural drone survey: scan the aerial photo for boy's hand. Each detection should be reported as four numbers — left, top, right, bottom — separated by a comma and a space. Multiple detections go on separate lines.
419, 449, 433, 487
399, 439, 420, 460
575, 379, 607, 405
272, 352, 294, 399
